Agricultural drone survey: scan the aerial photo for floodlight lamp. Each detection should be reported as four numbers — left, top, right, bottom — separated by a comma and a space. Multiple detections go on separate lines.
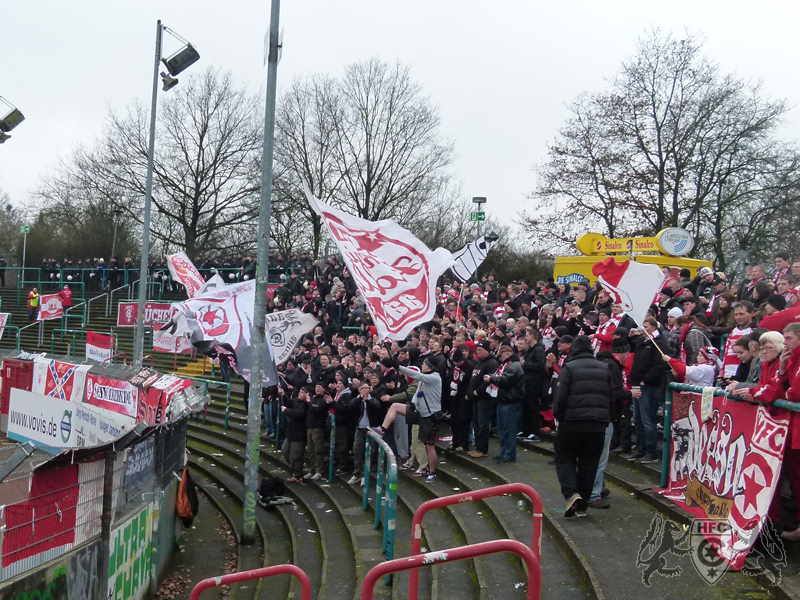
484, 232, 500, 243
472, 196, 487, 205
161, 72, 179, 92
0, 99, 24, 133
162, 43, 200, 77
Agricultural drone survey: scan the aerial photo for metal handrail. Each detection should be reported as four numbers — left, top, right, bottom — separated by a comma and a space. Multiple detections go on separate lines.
361, 540, 541, 600
64, 301, 86, 328
179, 375, 232, 430
2, 325, 21, 350
86, 292, 109, 321
110, 284, 130, 311
18, 280, 85, 303
101, 353, 128, 374
130, 279, 163, 301
408, 483, 543, 600
190, 564, 311, 600
363, 430, 398, 580
19, 320, 43, 347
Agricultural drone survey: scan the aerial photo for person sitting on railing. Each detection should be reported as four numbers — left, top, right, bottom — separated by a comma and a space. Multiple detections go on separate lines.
369, 359, 442, 483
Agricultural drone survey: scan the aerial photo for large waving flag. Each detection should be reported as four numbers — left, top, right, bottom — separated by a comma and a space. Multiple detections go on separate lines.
450, 235, 497, 282
160, 280, 278, 385
592, 258, 665, 328
167, 251, 206, 298
303, 184, 454, 340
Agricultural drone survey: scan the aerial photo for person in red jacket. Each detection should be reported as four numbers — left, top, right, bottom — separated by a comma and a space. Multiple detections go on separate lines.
749, 324, 800, 540
759, 302, 800, 333
58, 285, 73, 327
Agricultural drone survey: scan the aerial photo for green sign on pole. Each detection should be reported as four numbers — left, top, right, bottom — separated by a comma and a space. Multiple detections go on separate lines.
20, 225, 29, 234
470, 211, 485, 222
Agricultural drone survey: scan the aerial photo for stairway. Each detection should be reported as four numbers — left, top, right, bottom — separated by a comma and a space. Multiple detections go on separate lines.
0, 286, 794, 599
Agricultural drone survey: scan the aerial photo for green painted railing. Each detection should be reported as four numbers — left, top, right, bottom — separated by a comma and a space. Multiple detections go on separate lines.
363, 430, 398, 580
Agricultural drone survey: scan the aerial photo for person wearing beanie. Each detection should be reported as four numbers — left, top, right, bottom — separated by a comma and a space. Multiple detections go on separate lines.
466, 340, 500, 458
485, 343, 525, 462
281, 386, 310, 483
608, 337, 635, 455
553, 336, 612, 517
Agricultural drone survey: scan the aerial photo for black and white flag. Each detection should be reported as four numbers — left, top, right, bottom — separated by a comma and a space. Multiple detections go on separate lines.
450, 235, 497, 281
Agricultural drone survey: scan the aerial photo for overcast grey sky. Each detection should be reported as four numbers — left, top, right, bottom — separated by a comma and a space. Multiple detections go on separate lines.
1, 1, 798, 230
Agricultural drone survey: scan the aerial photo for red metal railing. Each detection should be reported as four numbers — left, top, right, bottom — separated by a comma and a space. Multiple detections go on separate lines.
409, 482, 543, 600
361, 539, 541, 600
101, 352, 128, 374
190, 564, 311, 600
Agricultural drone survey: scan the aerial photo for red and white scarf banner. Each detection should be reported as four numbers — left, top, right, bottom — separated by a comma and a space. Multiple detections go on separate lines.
659, 391, 789, 569
167, 251, 205, 298
303, 184, 454, 340
592, 257, 665, 328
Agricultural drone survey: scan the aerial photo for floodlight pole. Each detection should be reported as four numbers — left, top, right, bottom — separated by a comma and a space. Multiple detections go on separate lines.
134, 20, 163, 366
242, 0, 281, 544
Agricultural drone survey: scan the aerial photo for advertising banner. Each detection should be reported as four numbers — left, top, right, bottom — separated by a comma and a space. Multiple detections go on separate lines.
660, 391, 789, 569
84, 373, 139, 419
85, 331, 114, 362
116, 302, 174, 327
8, 389, 134, 450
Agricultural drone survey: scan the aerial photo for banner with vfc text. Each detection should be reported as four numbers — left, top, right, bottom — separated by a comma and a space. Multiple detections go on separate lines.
659, 391, 789, 569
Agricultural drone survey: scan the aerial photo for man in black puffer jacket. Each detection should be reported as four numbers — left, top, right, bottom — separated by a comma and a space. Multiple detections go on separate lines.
486, 344, 525, 462
553, 336, 612, 518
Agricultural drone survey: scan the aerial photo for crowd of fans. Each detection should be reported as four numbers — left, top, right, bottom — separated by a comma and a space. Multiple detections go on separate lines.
259, 252, 800, 533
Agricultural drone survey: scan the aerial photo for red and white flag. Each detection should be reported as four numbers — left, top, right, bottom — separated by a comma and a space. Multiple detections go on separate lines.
303, 184, 454, 340
153, 323, 193, 354
0, 312, 10, 341
592, 257, 665, 328
85, 331, 114, 363
37, 294, 63, 321
167, 251, 205, 298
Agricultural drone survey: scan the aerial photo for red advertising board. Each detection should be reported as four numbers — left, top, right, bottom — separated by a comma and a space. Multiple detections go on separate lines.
116, 302, 174, 327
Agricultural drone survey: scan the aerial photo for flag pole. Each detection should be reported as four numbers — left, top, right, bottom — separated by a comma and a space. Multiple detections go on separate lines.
242, 0, 281, 545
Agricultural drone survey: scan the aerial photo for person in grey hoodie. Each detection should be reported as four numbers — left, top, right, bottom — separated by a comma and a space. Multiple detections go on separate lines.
369, 359, 442, 482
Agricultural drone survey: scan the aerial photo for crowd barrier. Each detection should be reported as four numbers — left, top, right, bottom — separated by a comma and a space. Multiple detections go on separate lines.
363, 430, 398, 583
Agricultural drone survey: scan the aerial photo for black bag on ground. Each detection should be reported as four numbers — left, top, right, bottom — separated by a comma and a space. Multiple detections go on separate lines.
259, 473, 285, 504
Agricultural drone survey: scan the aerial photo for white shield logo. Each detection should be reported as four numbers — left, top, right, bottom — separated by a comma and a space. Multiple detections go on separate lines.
690, 519, 730, 585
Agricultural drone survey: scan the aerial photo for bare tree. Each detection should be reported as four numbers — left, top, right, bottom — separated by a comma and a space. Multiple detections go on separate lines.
520, 28, 799, 264
40, 68, 263, 258
331, 59, 454, 222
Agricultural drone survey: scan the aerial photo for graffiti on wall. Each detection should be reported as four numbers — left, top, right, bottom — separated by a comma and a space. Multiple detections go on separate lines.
107, 504, 153, 600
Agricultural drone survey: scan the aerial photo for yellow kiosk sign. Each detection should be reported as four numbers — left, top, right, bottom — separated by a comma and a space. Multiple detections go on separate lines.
575, 228, 694, 257
555, 228, 708, 287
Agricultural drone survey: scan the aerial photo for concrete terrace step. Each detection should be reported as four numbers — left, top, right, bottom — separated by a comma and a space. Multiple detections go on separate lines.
187, 423, 403, 600
444, 438, 770, 599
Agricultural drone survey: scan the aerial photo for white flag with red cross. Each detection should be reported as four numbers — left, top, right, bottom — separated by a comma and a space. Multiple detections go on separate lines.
592, 257, 665, 328
303, 184, 454, 340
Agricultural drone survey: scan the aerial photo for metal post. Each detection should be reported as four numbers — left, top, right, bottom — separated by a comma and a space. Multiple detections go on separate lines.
150, 430, 166, 594
133, 20, 162, 366
374, 445, 385, 529
21, 231, 27, 285
328, 414, 336, 482
363, 440, 371, 510
242, 0, 281, 544
661, 387, 674, 489
98, 449, 117, 599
